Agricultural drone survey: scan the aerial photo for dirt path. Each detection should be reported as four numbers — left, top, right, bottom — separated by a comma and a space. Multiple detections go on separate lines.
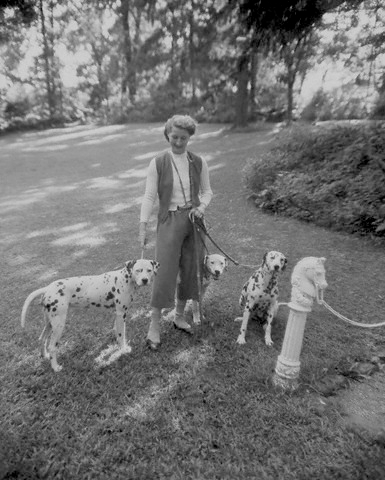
1, 122, 384, 438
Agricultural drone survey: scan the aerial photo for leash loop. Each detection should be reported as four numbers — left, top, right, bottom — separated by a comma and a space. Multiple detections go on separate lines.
315, 282, 385, 328
279, 283, 385, 328
320, 298, 385, 328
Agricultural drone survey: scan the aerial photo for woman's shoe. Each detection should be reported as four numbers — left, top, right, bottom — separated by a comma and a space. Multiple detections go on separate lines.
146, 338, 160, 350
173, 316, 193, 335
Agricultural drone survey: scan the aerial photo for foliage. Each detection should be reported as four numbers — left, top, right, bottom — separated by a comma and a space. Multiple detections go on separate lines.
301, 84, 371, 122
278, 29, 320, 123
3, 85, 30, 119
0, 0, 372, 129
236, 0, 364, 43
0, 0, 380, 131
0, 0, 36, 43
244, 121, 385, 237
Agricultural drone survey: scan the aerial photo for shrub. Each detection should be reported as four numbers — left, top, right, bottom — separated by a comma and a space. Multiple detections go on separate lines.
301, 86, 369, 122
300, 89, 333, 122
4, 97, 31, 120
243, 121, 385, 237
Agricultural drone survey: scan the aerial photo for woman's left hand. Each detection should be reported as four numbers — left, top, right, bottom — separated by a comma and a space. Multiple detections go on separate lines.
190, 207, 204, 220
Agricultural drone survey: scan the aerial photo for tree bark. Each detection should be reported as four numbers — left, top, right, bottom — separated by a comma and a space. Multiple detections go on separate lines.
188, 1, 197, 104
168, 6, 181, 109
249, 47, 258, 110
234, 52, 250, 128
121, 0, 136, 104
285, 46, 295, 124
39, 0, 55, 119
287, 75, 294, 124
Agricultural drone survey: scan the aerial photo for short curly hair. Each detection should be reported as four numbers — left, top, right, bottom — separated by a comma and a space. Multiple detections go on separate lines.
164, 115, 197, 141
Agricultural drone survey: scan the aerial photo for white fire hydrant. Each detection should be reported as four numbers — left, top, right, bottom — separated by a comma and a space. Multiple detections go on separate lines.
273, 257, 328, 390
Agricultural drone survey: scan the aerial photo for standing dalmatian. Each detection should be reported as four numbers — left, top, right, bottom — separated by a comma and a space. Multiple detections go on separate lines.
21, 259, 159, 372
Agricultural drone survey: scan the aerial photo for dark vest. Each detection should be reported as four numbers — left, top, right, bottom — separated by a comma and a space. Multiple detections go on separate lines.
155, 151, 202, 223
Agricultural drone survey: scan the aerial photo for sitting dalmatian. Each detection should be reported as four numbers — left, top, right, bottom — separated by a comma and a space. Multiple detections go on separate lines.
191, 253, 228, 324
235, 251, 287, 346
21, 259, 159, 372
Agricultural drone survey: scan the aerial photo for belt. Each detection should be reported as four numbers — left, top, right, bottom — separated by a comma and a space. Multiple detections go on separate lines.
176, 203, 193, 211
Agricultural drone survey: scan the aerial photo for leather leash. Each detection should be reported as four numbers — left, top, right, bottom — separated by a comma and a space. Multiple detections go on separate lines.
190, 215, 205, 337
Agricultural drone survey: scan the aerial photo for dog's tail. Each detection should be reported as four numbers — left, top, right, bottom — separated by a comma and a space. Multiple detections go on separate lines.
21, 288, 47, 328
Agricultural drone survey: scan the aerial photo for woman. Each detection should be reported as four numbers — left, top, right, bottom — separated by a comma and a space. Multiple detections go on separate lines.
139, 115, 213, 350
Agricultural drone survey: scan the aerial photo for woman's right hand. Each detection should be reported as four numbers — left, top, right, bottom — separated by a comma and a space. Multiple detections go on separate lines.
138, 222, 147, 248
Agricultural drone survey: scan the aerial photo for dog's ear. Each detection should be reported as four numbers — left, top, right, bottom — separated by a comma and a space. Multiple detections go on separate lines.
224, 257, 229, 270
151, 260, 160, 274
125, 260, 136, 276
282, 257, 288, 271
204, 255, 209, 266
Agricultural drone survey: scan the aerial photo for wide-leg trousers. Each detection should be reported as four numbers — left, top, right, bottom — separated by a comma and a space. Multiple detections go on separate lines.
151, 210, 204, 309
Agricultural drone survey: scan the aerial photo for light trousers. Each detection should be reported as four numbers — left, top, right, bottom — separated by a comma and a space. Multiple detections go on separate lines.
151, 210, 204, 309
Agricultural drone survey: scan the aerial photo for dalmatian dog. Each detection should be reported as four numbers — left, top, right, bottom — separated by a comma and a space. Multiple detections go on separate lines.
191, 253, 228, 324
165, 253, 228, 325
235, 251, 287, 346
21, 259, 159, 372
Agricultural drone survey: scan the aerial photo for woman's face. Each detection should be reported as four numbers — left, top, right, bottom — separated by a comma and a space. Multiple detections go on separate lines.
168, 126, 191, 154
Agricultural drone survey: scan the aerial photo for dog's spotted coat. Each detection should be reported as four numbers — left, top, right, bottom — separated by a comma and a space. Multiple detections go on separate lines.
235, 251, 287, 346
21, 259, 159, 372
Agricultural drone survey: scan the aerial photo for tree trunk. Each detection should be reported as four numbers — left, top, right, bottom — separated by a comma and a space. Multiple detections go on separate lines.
39, 0, 55, 119
169, 7, 181, 109
249, 48, 258, 111
48, 1, 57, 103
189, 1, 197, 104
121, 0, 136, 104
234, 53, 249, 128
287, 75, 294, 124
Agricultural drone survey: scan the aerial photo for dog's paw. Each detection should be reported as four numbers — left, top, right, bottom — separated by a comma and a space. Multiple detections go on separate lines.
193, 313, 206, 324
236, 336, 246, 345
265, 338, 274, 347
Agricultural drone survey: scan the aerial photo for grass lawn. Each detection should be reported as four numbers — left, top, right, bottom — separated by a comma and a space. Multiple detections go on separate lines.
1, 123, 385, 479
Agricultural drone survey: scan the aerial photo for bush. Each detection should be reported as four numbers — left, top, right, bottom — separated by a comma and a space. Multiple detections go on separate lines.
4, 98, 31, 119
301, 86, 369, 122
243, 121, 385, 237
301, 90, 333, 122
